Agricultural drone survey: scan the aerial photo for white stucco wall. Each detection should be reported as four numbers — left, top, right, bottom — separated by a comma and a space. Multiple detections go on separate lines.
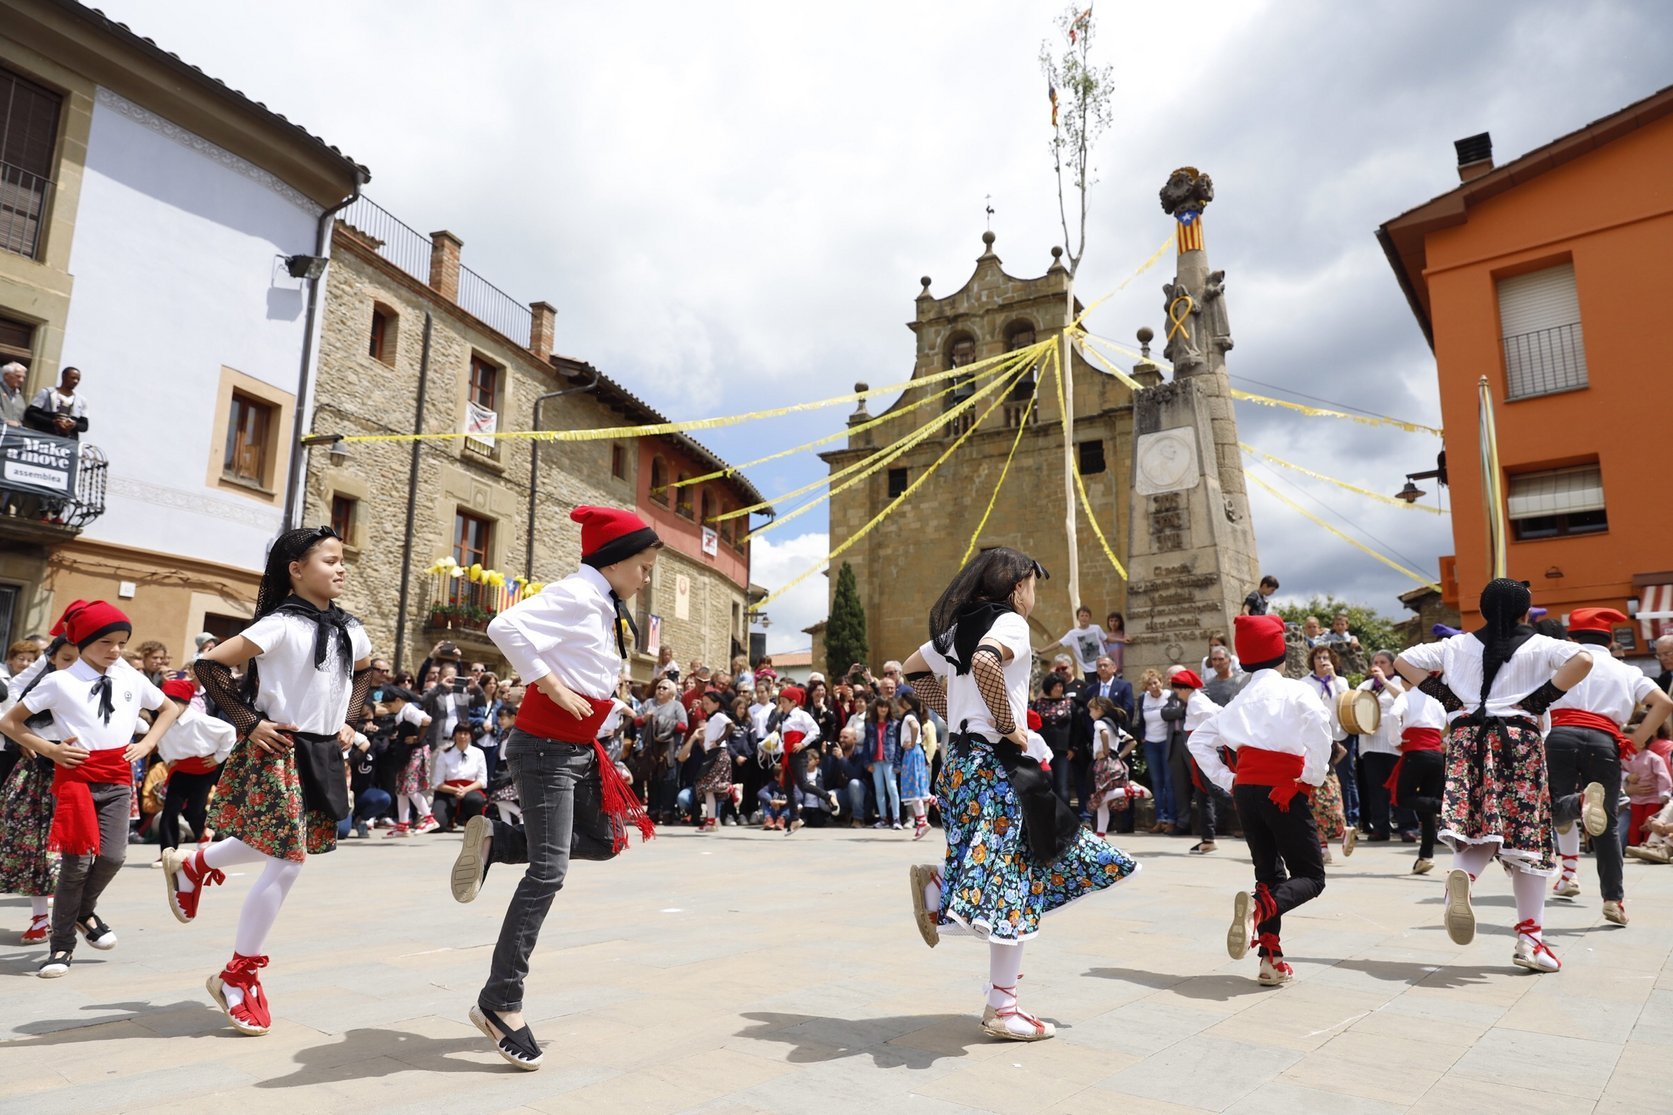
59, 88, 325, 569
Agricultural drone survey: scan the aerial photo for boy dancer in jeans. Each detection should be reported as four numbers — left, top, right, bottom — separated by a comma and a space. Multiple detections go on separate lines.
449, 507, 659, 1070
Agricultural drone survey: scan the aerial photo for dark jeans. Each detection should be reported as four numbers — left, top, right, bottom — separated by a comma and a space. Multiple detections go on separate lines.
1232, 784, 1325, 955
479, 730, 616, 1013
1335, 736, 1360, 826
52, 780, 130, 953
159, 766, 219, 851
354, 786, 392, 821
1546, 726, 1624, 902
434, 788, 488, 831
1169, 738, 1195, 833
1358, 752, 1398, 838
1394, 750, 1445, 860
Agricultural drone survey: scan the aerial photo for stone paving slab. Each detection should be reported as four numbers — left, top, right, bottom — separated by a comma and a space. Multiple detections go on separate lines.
2, 823, 1670, 1112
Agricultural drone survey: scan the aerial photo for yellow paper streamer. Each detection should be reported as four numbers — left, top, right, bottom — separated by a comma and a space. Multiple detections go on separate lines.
1240, 444, 1445, 514
1072, 330, 1145, 391
658, 352, 1017, 496
742, 355, 1036, 539
1051, 348, 1127, 578
1068, 231, 1176, 331
753, 352, 1031, 612
959, 376, 1041, 565
1247, 472, 1441, 592
336, 337, 1046, 447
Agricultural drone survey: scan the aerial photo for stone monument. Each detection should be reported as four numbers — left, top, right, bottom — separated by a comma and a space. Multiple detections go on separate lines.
1122, 169, 1261, 680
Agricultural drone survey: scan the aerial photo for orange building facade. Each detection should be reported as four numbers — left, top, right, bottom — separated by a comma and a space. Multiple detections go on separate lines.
1379, 84, 1673, 647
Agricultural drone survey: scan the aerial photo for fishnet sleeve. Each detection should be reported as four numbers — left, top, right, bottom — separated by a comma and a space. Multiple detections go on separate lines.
971, 646, 1016, 736
194, 659, 261, 739
1416, 672, 1464, 714
908, 672, 948, 720
348, 667, 373, 729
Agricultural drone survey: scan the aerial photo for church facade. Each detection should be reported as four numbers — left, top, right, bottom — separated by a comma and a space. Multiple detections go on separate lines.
821, 232, 1145, 666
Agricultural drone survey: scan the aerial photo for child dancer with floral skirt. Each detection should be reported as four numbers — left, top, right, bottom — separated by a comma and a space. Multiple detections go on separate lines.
0, 604, 181, 977
1087, 696, 1140, 838
0, 636, 78, 944
175, 526, 373, 1034
904, 547, 1138, 1041
897, 692, 932, 839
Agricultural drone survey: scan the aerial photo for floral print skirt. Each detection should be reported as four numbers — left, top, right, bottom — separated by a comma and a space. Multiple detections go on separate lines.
938, 738, 1138, 944
899, 746, 931, 802
1314, 771, 1347, 842
695, 750, 734, 796
209, 741, 338, 863
1441, 718, 1554, 876
396, 745, 431, 798
0, 754, 58, 896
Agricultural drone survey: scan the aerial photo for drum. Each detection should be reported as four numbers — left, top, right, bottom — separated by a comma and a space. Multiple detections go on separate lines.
1338, 688, 1381, 735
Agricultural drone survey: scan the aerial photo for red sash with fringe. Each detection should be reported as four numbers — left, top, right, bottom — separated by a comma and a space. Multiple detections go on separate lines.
516, 686, 654, 852
49, 749, 132, 856
1551, 708, 1634, 760
1385, 727, 1443, 806
1233, 746, 1312, 812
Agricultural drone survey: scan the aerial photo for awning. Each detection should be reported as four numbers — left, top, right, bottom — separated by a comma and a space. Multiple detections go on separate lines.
1640, 582, 1673, 646
1506, 464, 1604, 519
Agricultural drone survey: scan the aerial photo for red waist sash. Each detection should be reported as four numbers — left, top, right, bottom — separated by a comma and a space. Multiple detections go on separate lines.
1551, 708, 1634, 759
1385, 727, 1443, 805
1233, 746, 1311, 812
49, 748, 133, 856
514, 686, 653, 852
171, 756, 220, 776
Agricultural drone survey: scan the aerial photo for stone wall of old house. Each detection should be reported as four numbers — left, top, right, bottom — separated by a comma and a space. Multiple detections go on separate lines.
306, 226, 746, 675
823, 234, 1135, 665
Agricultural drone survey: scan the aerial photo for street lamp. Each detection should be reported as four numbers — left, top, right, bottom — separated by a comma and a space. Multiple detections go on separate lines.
1396, 477, 1426, 504
300, 432, 349, 466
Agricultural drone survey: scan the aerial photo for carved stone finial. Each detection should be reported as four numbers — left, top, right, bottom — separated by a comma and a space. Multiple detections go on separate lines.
1050, 246, 1063, 260
1159, 167, 1215, 218
981, 230, 996, 247
854, 382, 869, 394
919, 276, 932, 290
1137, 325, 1153, 358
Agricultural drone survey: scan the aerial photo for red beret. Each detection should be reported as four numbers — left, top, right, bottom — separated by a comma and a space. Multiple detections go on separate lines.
1568, 607, 1627, 635
778, 685, 805, 704
1170, 669, 1205, 689
162, 678, 197, 703
572, 506, 660, 568
50, 599, 132, 650
1026, 709, 1043, 731
1235, 614, 1288, 666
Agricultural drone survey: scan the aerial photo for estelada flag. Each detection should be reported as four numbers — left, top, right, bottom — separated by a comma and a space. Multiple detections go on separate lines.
1068, 6, 1092, 43
1048, 82, 1058, 126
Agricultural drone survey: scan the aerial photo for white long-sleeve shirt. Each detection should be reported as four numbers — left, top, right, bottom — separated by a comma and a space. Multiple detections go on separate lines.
487, 565, 622, 700
1182, 690, 1222, 732
1400, 632, 1586, 721
1549, 650, 1657, 727
778, 705, 821, 747
156, 705, 237, 765
432, 743, 487, 789
1187, 669, 1332, 795
1397, 686, 1447, 735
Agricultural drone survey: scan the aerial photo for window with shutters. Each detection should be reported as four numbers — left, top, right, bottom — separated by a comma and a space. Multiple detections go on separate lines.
1498, 263, 1588, 400
0, 65, 62, 259
330, 494, 358, 546
369, 303, 397, 364
223, 393, 276, 488
1507, 461, 1607, 540
0, 311, 33, 367
454, 510, 492, 567
465, 354, 500, 457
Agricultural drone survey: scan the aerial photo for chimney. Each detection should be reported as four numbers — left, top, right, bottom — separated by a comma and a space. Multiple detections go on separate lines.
428, 230, 462, 301
529, 301, 557, 360
1454, 132, 1493, 182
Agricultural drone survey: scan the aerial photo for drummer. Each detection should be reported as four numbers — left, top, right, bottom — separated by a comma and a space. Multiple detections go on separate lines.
1355, 652, 1405, 845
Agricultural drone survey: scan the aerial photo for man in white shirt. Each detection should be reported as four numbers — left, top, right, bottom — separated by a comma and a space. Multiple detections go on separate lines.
1043, 606, 1107, 683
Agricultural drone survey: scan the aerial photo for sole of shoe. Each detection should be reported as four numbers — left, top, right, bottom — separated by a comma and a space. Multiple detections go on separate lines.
206, 974, 270, 1036
1413, 859, 1435, 875
1581, 782, 1608, 838
1603, 904, 1628, 926
1227, 892, 1253, 960
1444, 870, 1475, 945
77, 923, 116, 951
468, 1004, 543, 1070
163, 849, 191, 924
451, 815, 492, 904
1257, 969, 1293, 987
908, 864, 940, 949
1342, 828, 1358, 858
979, 1013, 1055, 1042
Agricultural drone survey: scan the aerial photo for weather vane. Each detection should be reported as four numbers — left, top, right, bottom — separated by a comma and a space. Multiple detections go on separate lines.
985, 194, 995, 231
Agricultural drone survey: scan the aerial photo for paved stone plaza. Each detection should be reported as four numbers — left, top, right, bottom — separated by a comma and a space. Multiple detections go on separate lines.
1, 823, 1668, 1113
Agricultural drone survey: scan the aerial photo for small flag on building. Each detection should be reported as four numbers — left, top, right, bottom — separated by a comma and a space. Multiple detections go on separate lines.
464, 401, 498, 452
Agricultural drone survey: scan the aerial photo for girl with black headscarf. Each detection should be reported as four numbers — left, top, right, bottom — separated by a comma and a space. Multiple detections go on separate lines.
901, 547, 1138, 1042
1396, 578, 1594, 973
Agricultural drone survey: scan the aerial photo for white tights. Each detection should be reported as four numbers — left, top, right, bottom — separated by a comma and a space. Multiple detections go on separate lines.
909, 799, 926, 822
31, 896, 48, 917
703, 792, 718, 820
397, 792, 430, 825
988, 941, 1026, 1007
1451, 841, 1548, 938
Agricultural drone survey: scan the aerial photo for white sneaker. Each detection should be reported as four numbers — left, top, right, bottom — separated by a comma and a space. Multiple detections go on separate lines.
1581, 782, 1608, 837
36, 950, 72, 978
1443, 869, 1475, 945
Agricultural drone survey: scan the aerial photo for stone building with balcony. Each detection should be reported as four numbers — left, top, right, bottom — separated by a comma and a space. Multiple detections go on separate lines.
306, 199, 764, 677
821, 232, 1137, 665
0, 0, 364, 651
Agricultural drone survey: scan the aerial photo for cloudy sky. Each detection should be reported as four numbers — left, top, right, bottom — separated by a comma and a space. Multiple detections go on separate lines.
98, 0, 1672, 652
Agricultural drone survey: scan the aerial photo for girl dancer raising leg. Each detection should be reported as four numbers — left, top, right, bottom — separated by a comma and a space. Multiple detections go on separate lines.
174, 526, 373, 1034
905, 548, 1139, 1040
